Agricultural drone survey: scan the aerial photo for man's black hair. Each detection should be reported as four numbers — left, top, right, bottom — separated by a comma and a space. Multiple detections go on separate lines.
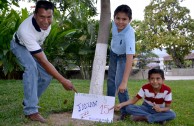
148, 68, 165, 79
35, 1, 54, 13
114, 4, 132, 20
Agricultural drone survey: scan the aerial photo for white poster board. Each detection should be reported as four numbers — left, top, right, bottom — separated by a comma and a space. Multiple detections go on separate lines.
72, 93, 115, 123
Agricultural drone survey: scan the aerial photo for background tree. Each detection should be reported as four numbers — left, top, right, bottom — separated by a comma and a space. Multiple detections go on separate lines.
42, 0, 98, 79
131, 20, 158, 79
43, 8, 77, 78
59, 19, 99, 80
143, 0, 194, 68
46, 0, 98, 79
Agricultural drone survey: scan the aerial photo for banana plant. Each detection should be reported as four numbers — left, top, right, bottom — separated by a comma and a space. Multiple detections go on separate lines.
43, 9, 77, 77
0, 8, 28, 79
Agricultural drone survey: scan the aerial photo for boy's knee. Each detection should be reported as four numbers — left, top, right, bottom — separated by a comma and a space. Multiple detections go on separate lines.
166, 110, 176, 121
126, 104, 136, 113
171, 111, 176, 119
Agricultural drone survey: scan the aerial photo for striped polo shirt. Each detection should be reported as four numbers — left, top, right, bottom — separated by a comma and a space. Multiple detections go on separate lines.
136, 83, 172, 107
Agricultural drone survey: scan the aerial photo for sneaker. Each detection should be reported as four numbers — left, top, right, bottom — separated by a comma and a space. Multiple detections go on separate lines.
25, 113, 47, 123
118, 114, 128, 121
22, 101, 25, 106
131, 115, 148, 122
158, 121, 166, 125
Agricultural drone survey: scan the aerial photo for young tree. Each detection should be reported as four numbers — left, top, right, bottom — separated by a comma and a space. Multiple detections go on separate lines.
143, 0, 194, 68
89, 0, 111, 95
131, 20, 159, 78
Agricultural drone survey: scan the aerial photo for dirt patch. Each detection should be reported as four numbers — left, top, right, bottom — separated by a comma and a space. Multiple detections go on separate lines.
47, 112, 120, 126
47, 112, 95, 126
24, 112, 120, 126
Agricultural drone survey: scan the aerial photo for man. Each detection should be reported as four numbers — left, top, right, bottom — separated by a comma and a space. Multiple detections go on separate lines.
10, 1, 75, 123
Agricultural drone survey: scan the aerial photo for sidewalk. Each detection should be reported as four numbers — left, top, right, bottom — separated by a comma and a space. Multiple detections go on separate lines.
165, 76, 194, 80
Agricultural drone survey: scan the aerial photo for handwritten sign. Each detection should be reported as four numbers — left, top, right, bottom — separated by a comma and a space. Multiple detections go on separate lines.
72, 93, 115, 123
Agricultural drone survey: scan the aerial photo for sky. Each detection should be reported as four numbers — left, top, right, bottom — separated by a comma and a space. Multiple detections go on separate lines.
15, 0, 194, 20
95, 0, 194, 20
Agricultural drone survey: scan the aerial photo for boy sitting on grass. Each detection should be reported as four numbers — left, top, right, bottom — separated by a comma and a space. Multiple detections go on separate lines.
113, 68, 176, 124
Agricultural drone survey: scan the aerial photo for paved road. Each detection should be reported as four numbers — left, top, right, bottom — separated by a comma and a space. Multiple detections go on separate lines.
165, 76, 194, 80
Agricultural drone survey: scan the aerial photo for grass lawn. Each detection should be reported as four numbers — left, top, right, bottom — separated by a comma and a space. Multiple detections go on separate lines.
0, 79, 194, 126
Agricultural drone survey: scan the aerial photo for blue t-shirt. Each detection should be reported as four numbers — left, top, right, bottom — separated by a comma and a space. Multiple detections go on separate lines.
111, 21, 135, 55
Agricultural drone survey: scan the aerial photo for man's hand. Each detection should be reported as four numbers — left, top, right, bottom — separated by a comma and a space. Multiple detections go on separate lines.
61, 79, 75, 91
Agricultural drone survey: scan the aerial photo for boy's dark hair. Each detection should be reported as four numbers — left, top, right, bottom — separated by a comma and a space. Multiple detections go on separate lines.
35, 1, 54, 14
114, 4, 132, 20
148, 68, 165, 79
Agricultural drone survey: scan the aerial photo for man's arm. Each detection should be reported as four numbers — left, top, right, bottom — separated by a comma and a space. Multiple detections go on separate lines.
33, 51, 73, 90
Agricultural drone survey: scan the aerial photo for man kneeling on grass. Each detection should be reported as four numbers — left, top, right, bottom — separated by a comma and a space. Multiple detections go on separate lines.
114, 68, 176, 124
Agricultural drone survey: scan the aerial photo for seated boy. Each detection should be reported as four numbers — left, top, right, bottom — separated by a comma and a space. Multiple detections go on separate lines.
114, 68, 176, 124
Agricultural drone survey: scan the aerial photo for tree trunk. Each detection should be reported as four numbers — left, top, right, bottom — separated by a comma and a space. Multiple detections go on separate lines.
89, 0, 111, 95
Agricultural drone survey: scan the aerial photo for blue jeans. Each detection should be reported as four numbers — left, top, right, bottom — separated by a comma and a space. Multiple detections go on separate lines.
107, 50, 129, 115
10, 40, 52, 115
126, 102, 176, 123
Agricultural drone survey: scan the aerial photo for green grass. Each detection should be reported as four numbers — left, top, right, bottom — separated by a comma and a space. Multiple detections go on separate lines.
0, 79, 194, 126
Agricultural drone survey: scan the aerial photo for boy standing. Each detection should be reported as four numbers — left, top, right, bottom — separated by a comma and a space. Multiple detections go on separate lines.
114, 69, 176, 124
107, 4, 135, 119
